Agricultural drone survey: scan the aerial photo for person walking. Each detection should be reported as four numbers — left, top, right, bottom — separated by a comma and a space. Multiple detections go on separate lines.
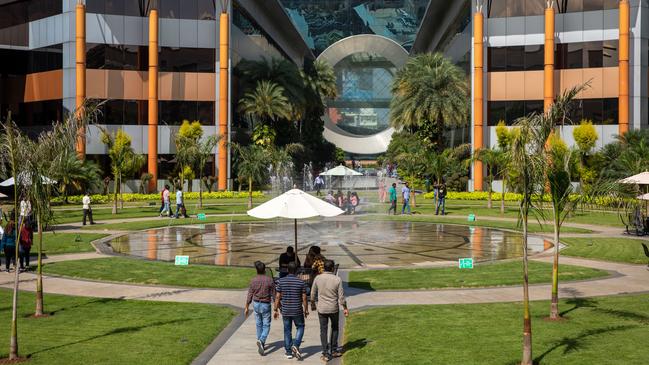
19, 195, 31, 227
274, 261, 309, 360
401, 182, 411, 215
436, 182, 447, 215
314, 175, 324, 196
279, 246, 301, 278
19, 222, 33, 271
159, 185, 171, 217
174, 187, 188, 218
82, 192, 95, 225
1, 220, 17, 272
311, 260, 348, 362
388, 183, 397, 215
158, 186, 165, 215
244, 261, 276, 356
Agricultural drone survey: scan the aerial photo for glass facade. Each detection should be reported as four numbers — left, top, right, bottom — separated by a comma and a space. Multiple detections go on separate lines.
86, 0, 216, 20
87, 44, 148, 71
488, 0, 618, 18
280, 0, 429, 55
488, 98, 618, 125
327, 52, 395, 136
488, 41, 618, 72
0, 0, 61, 29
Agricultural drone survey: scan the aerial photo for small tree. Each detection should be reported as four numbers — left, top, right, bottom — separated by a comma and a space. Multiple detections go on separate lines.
101, 129, 144, 214
495, 121, 518, 214
573, 120, 599, 192
473, 148, 504, 209
233, 144, 270, 208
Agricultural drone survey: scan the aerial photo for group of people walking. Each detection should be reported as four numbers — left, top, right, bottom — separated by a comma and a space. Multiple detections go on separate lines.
324, 190, 360, 215
1, 196, 34, 272
158, 185, 188, 218
245, 246, 348, 362
387, 181, 447, 215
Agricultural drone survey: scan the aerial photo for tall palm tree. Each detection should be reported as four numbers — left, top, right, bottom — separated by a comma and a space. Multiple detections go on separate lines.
232, 144, 270, 208
301, 59, 337, 107
238, 80, 293, 127
390, 53, 469, 152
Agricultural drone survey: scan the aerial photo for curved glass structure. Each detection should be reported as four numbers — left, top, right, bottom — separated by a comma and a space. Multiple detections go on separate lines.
329, 52, 395, 136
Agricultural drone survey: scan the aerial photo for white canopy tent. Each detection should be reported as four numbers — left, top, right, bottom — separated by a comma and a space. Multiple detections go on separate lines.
247, 189, 344, 264
0, 173, 56, 187
320, 165, 363, 177
619, 171, 649, 185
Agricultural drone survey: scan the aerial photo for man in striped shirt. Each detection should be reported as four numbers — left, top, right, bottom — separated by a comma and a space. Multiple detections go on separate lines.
274, 261, 309, 360
244, 261, 275, 356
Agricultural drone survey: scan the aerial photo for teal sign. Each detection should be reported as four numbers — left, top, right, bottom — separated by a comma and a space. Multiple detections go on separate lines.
198, 224, 206, 230
459, 258, 474, 269
467, 214, 476, 222
175, 255, 190, 266
197, 213, 207, 220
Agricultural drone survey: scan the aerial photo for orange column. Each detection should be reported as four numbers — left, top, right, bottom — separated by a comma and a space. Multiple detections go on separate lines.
217, 12, 229, 191
148, 9, 159, 192
544, 5, 555, 112
473, 10, 484, 192
75, 3, 86, 159
619, 0, 630, 135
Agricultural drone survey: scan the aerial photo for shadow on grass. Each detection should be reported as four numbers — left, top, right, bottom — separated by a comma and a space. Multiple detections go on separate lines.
32, 297, 123, 318
347, 282, 375, 292
593, 308, 649, 325
344, 338, 369, 352
560, 297, 599, 317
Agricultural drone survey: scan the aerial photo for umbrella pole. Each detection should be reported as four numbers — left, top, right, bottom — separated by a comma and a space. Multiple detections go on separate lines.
294, 219, 298, 266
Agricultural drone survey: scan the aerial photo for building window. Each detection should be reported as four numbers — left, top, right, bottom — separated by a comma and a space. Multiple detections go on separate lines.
489, 98, 618, 126
159, 47, 215, 72
0, 45, 62, 74
87, 44, 148, 71
93, 99, 148, 125
159, 101, 214, 125
0, 0, 62, 30
490, 0, 618, 17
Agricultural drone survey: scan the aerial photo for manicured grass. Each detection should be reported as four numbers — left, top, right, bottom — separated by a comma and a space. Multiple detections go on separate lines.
361, 214, 593, 234
81, 214, 260, 231
43, 256, 256, 289
53, 203, 250, 224
348, 260, 608, 291
0, 289, 234, 365
344, 294, 649, 365
0, 233, 107, 257
561, 237, 649, 264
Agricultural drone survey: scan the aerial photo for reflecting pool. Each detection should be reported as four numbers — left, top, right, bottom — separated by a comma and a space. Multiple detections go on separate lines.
106, 220, 552, 268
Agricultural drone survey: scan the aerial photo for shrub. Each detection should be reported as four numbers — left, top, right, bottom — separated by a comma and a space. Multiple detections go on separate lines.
51, 191, 264, 204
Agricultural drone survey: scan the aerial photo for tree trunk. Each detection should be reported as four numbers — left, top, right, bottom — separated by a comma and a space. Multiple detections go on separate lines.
521, 204, 533, 365
248, 177, 253, 209
550, 216, 561, 320
9, 184, 21, 360
411, 182, 416, 208
198, 173, 203, 209
119, 173, 124, 210
35, 214, 44, 317
112, 173, 118, 214
500, 176, 506, 215
487, 174, 493, 209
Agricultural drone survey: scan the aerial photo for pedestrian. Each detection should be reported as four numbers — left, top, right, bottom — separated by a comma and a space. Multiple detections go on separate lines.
311, 260, 349, 362
436, 182, 447, 216
388, 183, 397, 215
82, 192, 95, 225
1, 220, 17, 272
279, 246, 301, 278
0, 218, 4, 270
378, 178, 387, 203
274, 261, 309, 360
159, 185, 171, 217
314, 175, 324, 196
401, 182, 411, 215
158, 186, 165, 214
19, 195, 31, 227
19, 222, 33, 271
244, 261, 276, 356
174, 186, 188, 218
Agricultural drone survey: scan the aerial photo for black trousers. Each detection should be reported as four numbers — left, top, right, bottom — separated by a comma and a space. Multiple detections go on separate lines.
83, 208, 94, 225
318, 311, 340, 356
388, 200, 397, 215
19, 246, 31, 268
4, 247, 16, 270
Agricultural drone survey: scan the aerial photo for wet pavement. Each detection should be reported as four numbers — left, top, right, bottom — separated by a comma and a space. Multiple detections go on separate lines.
105, 220, 552, 268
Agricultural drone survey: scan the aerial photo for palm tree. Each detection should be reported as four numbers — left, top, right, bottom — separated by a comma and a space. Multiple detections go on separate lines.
52, 153, 101, 202
238, 80, 293, 127
473, 148, 504, 209
390, 53, 469, 152
233, 144, 270, 208
195, 136, 220, 208
0, 116, 27, 360
101, 129, 144, 214
301, 59, 337, 105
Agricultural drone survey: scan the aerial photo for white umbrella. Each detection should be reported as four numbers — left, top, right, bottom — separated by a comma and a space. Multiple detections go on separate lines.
0, 173, 56, 187
0, 192, 7, 198
619, 171, 649, 185
637, 193, 649, 201
247, 189, 344, 264
320, 164, 362, 176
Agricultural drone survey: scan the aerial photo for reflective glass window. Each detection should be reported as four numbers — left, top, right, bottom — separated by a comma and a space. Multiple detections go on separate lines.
105, 0, 125, 15
603, 40, 618, 67
28, 0, 62, 22
159, 47, 215, 72
86, 0, 105, 13
507, 101, 525, 123
566, 43, 583, 68
602, 98, 618, 124
569, 99, 584, 122
124, 0, 151, 17
583, 41, 603, 68
506, 46, 524, 71
603, 0, 618, 9
197, 0, 216, 20
488, 101, 507, 126
525, 0, 544, 16
123, 45, 148, 71
180, 0, 198, 20
525, 100, 543, 116
507, 0, 525, 17
488, 0, 508, 18
488, 47, 507, 72
159, 0, 180, 19
524, 45, 543, 71
583, 0, 604, 11
123, 100, 148, 125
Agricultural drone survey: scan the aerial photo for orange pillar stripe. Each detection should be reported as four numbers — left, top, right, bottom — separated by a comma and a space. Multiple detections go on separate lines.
473, 10, 484, 192
544, 5, 555, 112
75, 3, 86, 159
218, 12, 229, 191
619, 0, 630, 135
148, 9, 159, 192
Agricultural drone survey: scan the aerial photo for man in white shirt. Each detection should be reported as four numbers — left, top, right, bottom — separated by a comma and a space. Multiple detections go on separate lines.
82, 192, 95, 225
174, 187, 188, 218
401, 182, 411, 215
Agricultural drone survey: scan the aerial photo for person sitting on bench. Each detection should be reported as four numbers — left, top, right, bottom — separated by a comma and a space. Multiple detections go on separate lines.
279, 246, 300, 278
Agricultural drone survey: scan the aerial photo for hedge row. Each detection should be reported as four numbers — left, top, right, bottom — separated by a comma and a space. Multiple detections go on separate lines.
422, 191, 624, 207
51, 191, 265, 204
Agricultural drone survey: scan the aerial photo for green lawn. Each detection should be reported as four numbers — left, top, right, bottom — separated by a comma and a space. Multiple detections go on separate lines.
43, 256, 256, 289
348, 260, 608, 290
0, 233, 107, 257
361, 214, 593, 234
344, 294, 649, 365
81, 214, 260, 231
0, 289, 235, 365
561, 237, 649, 264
